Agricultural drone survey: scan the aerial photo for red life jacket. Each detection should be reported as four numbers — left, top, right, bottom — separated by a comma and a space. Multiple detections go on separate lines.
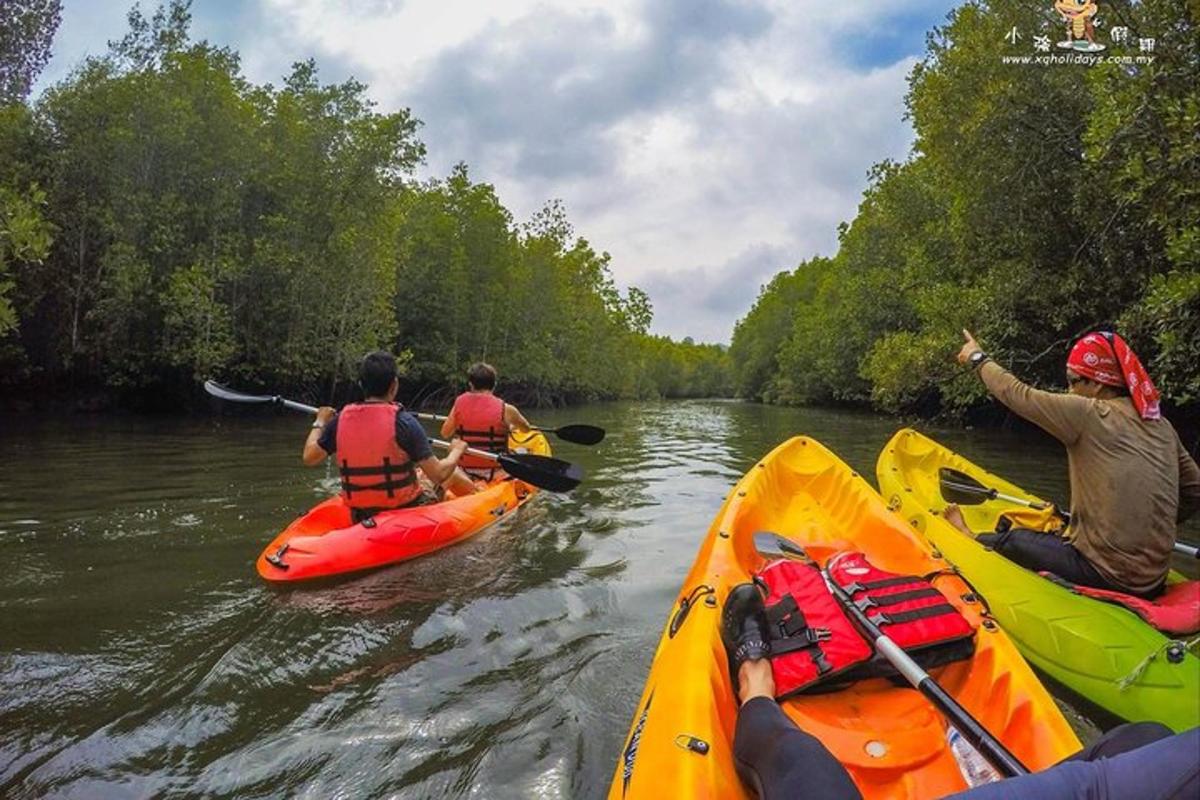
452, 391, 507, 472
1040, 574, 1200, 635
759, 551, 976, 699
827, 552, 976, 656
334, 402, 422, 511
759, 558, 873, 697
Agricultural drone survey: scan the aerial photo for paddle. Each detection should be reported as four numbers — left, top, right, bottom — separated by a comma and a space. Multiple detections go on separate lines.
411, 411, 605, 446
938, 467, 1200, 559
203, 381, 584, 492
753, 531, 1029, 780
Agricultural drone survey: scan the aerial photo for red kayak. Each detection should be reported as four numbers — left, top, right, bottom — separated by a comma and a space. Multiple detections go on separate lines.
256, 431, 550, 582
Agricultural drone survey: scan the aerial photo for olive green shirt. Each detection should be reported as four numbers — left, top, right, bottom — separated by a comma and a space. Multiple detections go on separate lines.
979, 361, 1200, 593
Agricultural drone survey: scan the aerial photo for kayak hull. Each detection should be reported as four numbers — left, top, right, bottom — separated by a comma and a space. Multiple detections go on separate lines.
256, 431, 549, 582
611, 436, 1080, 800
877, 428, 1200, 732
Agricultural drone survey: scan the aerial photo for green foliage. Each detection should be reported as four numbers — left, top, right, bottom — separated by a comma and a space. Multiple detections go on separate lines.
2, 1, 728, 404
1120, 271, 1200, 406
0, 182, 52, 334
731, 0, 1199, 418
0, 0, 62, 104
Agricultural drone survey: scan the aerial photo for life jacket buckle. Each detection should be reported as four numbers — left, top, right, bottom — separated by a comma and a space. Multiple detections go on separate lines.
854, 596, 878, 612
806, 627, 832, 643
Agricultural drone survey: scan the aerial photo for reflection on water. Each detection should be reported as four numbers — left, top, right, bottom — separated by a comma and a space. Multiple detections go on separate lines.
1, 402, 1196, 798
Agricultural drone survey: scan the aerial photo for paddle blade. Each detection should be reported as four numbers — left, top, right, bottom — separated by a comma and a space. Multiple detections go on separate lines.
498, 452, 583, 493
204, 380, 276, 405
549, 424, 606, 445
752, 531, 812, 562
938, 467, 993, 506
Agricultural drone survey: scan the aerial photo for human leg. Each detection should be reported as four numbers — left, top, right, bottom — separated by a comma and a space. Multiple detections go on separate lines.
722, 583, 863, 800
733, 696, 863, 800
441, 467, 479, 497
1062, 721, 1173, 763
944, 727, 1200, 800
974, 528, 1125, 592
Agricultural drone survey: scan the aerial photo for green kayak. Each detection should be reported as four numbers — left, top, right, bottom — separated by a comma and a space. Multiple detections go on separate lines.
877, 428, 1200, 732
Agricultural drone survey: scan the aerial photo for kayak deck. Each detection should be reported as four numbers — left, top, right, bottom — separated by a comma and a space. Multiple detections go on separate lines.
256, 431, 549, 582
877, 428, 1200, 732
612, 436, 1079, 800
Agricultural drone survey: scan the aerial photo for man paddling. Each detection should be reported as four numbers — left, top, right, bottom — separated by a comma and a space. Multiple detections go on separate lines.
952, 330, 1200, 597
440, 362, 531, 482
302, 350, 475, 522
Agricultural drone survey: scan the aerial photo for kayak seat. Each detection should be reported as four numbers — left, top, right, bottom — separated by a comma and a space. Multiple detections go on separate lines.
1040, 573, 1200, 636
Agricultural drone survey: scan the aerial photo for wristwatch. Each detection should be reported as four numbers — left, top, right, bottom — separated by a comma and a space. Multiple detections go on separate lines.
311, 421, 325, 429
968, 350, 989, 370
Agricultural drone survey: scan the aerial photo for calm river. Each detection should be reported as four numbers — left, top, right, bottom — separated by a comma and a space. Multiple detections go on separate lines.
3, 401, 1198, 798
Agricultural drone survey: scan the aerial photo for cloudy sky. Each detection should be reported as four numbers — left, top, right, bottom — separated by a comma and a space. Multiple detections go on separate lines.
37, 0, 957, 343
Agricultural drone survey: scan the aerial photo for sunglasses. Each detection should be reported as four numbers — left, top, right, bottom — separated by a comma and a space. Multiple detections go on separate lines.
1066, 374, 1087, 386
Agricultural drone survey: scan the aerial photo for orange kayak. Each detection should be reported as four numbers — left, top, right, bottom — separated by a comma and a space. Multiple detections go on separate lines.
256, 431, 549, 582
610, 436, 1080, 799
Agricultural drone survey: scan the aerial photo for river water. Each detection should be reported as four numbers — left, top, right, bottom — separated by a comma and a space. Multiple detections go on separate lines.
3, 400, 1198, 799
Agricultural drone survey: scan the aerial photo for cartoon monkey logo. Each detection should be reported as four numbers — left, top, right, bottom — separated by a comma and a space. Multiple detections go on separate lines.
1054, 0, 1106, 51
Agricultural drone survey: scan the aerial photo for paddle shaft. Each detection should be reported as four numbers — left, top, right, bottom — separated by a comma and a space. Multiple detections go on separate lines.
228, 395, 508, 464
943, 480, 1041, 509
824, 571, 1030, 778
944, 478, 1200, 559
411, 411, 604, 445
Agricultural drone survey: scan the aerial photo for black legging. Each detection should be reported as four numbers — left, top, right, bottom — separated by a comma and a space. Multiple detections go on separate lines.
975, 528, 1162, 598
733, 697, 862, 800
732, 696, 1194, 800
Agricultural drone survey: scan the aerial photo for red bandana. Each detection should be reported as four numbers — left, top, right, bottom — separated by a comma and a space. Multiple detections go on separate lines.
1066, 332, 1161, 420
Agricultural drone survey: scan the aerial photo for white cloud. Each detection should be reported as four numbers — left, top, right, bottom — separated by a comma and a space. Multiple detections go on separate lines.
37, 0, 953, 342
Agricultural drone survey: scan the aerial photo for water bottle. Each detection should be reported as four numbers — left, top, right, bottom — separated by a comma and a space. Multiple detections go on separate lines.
946, 725, 1003, 787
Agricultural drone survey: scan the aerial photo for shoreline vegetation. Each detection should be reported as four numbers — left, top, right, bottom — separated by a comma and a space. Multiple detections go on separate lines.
3, 1, 1196, 430
0, 2, 732, 413
728, 0, 1198, 429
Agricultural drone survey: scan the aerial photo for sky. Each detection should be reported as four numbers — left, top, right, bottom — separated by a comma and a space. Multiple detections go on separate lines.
35, 0, 958, 343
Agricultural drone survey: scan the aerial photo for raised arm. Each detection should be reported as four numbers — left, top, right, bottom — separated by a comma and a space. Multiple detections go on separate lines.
958, 330, 1087, 445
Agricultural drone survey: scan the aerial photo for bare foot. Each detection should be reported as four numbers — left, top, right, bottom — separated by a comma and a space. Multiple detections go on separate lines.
942, 503, 973, 535
738, 659, 775, 705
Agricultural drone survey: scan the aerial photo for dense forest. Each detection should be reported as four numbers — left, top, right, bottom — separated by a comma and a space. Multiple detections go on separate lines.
0, 1, 732, 410
730, 0, 1199, 422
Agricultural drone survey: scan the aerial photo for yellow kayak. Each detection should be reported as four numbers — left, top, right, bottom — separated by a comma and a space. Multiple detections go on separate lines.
611, 436, 1080, 800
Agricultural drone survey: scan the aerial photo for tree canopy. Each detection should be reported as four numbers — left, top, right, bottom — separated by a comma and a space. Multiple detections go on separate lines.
730, 0, 1198, 421
0, 1, 732, 409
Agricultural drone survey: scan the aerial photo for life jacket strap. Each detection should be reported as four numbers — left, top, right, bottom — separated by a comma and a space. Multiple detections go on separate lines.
853, 586, 944, 611
868, 602, 958, 627
841, 575, 916, 594
340, 456, 417, 498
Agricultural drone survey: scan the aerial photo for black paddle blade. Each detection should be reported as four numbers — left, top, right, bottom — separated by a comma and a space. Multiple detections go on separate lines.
938, 467, 994, 506
498, 452, 583, 493
204, 380, 276, 405
548, 424, 606, 446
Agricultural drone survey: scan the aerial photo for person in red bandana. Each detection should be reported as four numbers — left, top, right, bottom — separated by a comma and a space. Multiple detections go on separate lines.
949, 330, 1200, 597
